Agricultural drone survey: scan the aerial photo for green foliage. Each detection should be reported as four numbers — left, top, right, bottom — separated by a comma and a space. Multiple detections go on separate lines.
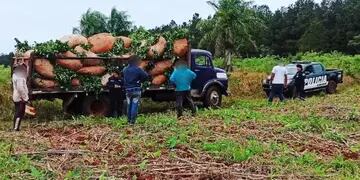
163, 28, 189, 59
0, 65, 10, 85
33, 40, 71, 60
202, 139, 264, 162
111, 39, 129, 56
130, 27, 158, 59
222, 52, 360, 79
14, 38, 32, 54
79, 75, 102, 94
54, 66, 78, 90
74, 8, 132, 37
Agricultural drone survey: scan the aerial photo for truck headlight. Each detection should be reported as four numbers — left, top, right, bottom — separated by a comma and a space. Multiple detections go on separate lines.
338, 74, 342, 79
263, 79, 267, 84
216, 73, 228, 79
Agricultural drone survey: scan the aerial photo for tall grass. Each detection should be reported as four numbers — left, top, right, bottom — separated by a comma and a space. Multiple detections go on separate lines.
215, 52, 360, 79
0, 65, 12, 121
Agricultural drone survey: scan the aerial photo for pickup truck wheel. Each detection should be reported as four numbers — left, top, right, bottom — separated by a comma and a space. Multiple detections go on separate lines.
326, 80, 337, 94
204, 86, 222, 108
82, 95, 111, 116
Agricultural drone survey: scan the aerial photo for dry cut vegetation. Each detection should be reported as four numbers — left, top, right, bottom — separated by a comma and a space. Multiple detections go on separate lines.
0, 55, 359, 179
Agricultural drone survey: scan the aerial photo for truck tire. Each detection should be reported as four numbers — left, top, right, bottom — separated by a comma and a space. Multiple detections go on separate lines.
203, 86, 222, 108
63, 97, 83, 115
82, 95, 111, 116
326, 80, 337, 94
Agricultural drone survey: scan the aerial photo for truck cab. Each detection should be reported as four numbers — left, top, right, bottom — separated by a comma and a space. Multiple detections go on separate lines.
190, 49, 229, 107
145, 49, 229, 108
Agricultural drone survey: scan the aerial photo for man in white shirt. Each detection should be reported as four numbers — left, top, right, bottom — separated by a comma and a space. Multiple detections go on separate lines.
268, 64, 288, 103
12, 64, 29, 131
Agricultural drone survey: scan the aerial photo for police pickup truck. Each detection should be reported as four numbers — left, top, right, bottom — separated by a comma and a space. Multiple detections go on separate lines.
262, 61, 343, 97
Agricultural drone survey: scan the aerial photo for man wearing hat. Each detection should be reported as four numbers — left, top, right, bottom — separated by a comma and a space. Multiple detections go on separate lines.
12, 62, 29, 131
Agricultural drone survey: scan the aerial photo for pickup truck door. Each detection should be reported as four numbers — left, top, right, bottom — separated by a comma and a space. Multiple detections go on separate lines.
304, 64, 328, 91
191, 53, 216, 91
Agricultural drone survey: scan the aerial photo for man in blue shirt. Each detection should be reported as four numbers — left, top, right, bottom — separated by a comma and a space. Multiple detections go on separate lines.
170, 60, 197, 118
123, 55, 150, 125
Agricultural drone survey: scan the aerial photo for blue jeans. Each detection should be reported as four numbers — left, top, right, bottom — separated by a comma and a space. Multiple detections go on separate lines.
268, 84, 285, 102
126, 88, 142, 124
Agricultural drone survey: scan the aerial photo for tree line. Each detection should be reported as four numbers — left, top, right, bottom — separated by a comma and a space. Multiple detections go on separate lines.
1, 0, 359, 67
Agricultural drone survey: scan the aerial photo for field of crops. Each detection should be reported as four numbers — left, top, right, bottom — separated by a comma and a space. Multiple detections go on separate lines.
0, 54, 359, 179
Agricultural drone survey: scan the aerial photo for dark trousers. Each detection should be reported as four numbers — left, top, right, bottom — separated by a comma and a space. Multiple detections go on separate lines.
110, 95, 125, 118
296, 85, 306, 99
13, 101, 26, 131
268, 84, 285, 102
176, 91, 196, 118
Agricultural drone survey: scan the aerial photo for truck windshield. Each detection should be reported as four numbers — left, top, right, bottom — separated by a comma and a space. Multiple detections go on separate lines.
286, 65, 298, 75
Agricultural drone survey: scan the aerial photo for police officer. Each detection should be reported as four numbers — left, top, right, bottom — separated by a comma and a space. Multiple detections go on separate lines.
107, 70, 125, 117
294, 64, 305, 100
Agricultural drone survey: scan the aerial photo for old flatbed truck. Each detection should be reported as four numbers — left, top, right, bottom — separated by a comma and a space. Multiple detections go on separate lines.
14, 49, 229, 116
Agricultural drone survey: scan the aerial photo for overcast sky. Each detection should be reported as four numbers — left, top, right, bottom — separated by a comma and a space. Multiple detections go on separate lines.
0, 0, 320, 53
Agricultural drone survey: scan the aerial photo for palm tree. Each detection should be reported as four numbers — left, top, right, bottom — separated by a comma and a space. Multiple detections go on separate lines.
73, 8, 132, 37
73, 9, 108, 37
107, 8, 132, 36
205, 0, 264, 71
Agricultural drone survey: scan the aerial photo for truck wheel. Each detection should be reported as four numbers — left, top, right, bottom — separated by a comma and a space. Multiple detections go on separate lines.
63, 97, 83, 115
203, 86, 222, 108
326, 80, 337, 94
82, 95, 111, 116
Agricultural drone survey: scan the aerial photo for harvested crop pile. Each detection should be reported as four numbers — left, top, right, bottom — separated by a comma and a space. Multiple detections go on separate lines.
71, 78, 81, 86
117, 36, 132, 48
74, 46, 102, 66
173, 38, 189, 57
152, 75, 167, 85
148, 36, 167, 58
77, 66, 106, 76
56, 59, 83, 71
15, 28, 189, 92
34, 59, 55, 79
139, 61, 149, 70
88, 33, 116, 53
150, 60, 173, 76
33, 78, 58, 89
59, 34, 88, 48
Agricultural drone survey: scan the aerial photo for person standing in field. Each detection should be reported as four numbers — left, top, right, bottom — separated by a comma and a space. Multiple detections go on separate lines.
107, 69, 125, 117
170, 60, 197, 118
12, 63, 29, 131
268, 63, 288, 103
294, 64, 306, 100
122, 55, 150, 125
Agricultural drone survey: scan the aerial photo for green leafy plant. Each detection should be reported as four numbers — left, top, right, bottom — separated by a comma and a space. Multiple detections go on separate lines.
79, 75, 103, 94
33, 40, 71, 61
130, 27, 158, 59
14, 38, 32, 54
111, 39, 129, 56
163, 28, 189, 59
54, 66, 77, 90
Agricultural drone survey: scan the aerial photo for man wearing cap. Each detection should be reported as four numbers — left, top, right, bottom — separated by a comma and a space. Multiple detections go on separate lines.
12, 63, 29, 131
